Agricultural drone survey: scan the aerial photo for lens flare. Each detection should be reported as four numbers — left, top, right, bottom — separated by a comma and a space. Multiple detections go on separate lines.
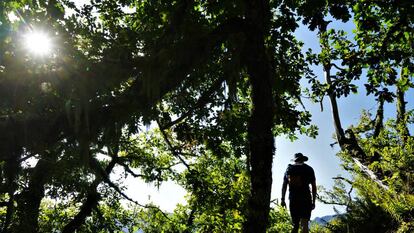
24, 32, 53, 56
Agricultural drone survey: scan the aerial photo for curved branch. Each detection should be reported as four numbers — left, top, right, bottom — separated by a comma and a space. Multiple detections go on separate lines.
94, 162, 171, 221
62, 151, 119, 233
331, 63, 346, 72
160, 77, 225, 130
157, 120, 191, 170
318, 25, 388, 190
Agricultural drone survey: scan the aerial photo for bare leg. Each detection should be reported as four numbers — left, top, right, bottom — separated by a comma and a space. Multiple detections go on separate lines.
300, 218, 309, 233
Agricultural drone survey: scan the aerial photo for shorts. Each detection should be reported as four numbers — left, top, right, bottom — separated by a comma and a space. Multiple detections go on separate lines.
289, 198, 312, 223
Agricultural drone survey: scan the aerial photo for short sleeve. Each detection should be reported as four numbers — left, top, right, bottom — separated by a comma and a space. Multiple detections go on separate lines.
309, 166, 316, 183
283, 165, 291, 183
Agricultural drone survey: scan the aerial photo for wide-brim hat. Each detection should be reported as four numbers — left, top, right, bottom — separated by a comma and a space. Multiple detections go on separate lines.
292, 153, 308, 162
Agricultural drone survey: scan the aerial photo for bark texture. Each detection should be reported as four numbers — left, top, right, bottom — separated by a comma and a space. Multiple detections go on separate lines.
242, 1, 275, 232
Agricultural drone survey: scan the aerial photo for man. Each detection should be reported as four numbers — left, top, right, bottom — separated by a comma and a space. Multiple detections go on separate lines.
281, 153, 317, 233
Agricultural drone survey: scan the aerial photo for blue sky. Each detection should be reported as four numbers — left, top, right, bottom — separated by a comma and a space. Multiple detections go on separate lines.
271, 20, 356, 217
271, 19, 414, 218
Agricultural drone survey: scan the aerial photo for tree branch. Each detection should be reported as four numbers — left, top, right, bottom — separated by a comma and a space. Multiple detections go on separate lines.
351, 157, 388, 190
118, 162, 147, 178
331, 63, 346, 72
373, 96, 385, 138
62, 151, 119, 233
160, 77, 224, 130
332, 176, 353, 185
318, 25, 389, 190
156, 120, 191, 170
99, 168, 171, 221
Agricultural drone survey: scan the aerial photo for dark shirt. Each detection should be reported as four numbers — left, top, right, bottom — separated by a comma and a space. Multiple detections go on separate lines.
284, 163, 315, 201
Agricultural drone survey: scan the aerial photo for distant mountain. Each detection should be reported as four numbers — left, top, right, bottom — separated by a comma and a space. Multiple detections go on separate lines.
312, 214, 339, 226
122, 226, 143, 233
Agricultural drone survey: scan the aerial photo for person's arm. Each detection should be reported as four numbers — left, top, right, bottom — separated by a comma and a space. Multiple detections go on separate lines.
281, 173, 288, 207
311, 179, 317, 209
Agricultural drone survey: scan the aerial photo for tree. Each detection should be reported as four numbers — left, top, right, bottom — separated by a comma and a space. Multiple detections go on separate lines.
303, 0, 413, 232
4, 0, 411, 232
0, 0, 312, 232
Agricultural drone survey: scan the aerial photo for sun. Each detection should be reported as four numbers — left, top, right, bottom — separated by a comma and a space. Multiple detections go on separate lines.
24, 31, 53, 56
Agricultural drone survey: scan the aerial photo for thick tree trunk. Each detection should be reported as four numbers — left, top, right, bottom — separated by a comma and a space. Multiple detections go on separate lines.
0, 123, 22, 233
2, 152, 20, 233
12, 156, 56, 233
244, 70, 275, 233
242, 1, 275, 232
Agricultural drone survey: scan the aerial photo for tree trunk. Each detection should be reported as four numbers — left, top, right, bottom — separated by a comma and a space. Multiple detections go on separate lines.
319, 25, 388, 190
373, 97, 384, 138
243, 1, 275, 232
0, 123, 22, 233
62, 187, 100, 233
2, 152, 20, 233
12, 156, 56, 233
324, 64, 346, 142
62, 156, 117, 233
396, 68, 410, 141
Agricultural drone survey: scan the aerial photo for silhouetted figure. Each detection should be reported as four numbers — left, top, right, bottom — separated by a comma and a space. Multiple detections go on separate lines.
281, 153, 317, 233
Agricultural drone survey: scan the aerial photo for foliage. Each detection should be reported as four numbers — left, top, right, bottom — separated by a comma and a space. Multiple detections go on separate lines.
38, 197, 141, 233
316, 103, 414, 233
344, 118, 414, 232
267, 206, 292, 233
301, 0, 413, 233
0, 0, 412, 232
